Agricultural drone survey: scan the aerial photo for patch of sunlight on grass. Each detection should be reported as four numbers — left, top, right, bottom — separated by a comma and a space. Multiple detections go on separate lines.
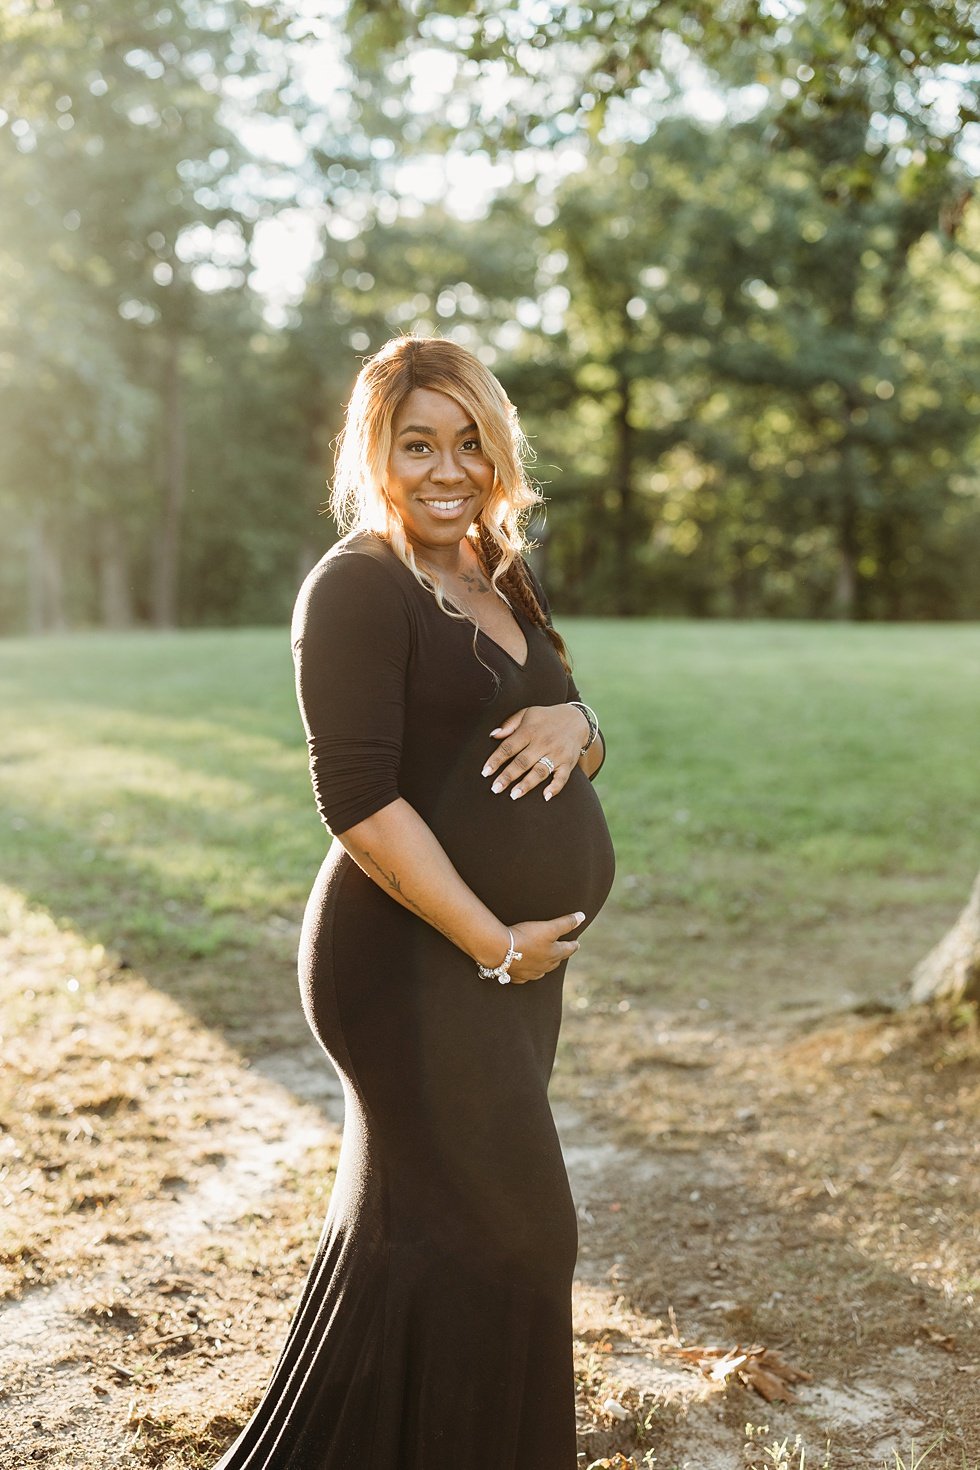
1, 622, 978, 991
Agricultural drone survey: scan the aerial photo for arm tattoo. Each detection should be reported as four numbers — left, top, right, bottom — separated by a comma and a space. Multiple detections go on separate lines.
357, 846, 458, 946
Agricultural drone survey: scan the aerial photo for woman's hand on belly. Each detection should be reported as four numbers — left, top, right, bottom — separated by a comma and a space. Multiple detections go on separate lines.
335, 798, 591, 983
482, 704, 592, 802
507, 913, 585, 983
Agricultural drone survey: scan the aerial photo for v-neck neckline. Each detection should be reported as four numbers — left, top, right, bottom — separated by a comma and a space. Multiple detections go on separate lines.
475, 607, 530, 670
444, 591, 529, 670
441, 544, 529, 670
366, 531, 532, 670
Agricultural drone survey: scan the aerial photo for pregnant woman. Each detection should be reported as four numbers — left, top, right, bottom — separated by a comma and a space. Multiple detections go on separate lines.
215, 335, 615, 1469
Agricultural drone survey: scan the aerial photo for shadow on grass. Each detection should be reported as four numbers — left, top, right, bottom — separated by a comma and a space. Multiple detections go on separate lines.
4, 835, 980, 1465
3, 627, 980, 1463
0, 802, 315, 1051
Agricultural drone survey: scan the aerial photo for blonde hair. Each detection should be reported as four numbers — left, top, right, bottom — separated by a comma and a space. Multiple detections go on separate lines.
331, 335, 571, 673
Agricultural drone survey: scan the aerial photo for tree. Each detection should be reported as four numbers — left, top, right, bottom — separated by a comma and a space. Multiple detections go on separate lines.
453, 103, 980, 618
910, 871, 980, 1006
344, 0, 979, 149
3, 0, 978, 629
335, 0, 979, 620
0, 0, 291, 628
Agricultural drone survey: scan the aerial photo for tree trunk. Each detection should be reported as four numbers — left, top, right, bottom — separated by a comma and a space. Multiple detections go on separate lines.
575, 487, 605, 614
613, 367, 636, 616
153, 332, 186, 627
909, 870, 980, 1006
98, 518, 133, 628
876, 512, 903, 621
730, 541, 752, 618
27, 518, 66, 633
27, 520, 46, 635
833, 439, 859, 620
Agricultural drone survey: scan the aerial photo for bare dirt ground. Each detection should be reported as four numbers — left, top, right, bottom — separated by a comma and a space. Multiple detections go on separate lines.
2, 896, 978, 1470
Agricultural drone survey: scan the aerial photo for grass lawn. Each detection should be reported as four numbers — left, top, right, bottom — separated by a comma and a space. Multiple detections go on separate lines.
0, 620, 976, 1032
1, 620, 978, 1470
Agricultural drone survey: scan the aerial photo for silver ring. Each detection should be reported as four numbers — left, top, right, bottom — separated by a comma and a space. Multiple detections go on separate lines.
537, 755, 555, 774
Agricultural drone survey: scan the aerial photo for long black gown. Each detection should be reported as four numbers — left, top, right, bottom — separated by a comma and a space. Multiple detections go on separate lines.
215, 531, 615, 1470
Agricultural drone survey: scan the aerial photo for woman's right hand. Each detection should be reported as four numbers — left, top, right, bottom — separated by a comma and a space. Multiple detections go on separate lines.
507, 912, 585, 983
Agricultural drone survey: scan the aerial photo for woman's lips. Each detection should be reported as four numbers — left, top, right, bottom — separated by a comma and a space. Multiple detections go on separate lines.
416, 495, 473, 520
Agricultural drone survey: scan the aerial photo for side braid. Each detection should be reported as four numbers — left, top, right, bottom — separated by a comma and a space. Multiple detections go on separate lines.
476, 522, 572, 676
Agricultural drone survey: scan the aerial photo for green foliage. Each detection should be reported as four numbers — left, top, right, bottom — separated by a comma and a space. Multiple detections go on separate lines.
345, 0, 979, 143
0, 0, 978, 629
509, 107, 980, 618
0, 0, 293, 627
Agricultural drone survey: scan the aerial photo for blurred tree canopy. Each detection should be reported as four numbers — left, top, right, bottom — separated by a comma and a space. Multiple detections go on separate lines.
1, 0, 978, 630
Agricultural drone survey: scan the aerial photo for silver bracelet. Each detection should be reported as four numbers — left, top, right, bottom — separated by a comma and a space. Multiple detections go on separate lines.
477, 928, 523, 985
568, 700, 599, 755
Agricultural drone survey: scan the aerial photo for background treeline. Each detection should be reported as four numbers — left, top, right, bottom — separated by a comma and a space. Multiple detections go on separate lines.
1, 0, 978, 631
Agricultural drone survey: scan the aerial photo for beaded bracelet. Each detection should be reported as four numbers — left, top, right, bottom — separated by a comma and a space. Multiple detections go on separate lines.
568, 700, 599, 755
477, 929, 523, 985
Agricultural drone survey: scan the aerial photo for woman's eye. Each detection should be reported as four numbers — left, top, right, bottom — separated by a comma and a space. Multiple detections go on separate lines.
402, 438, 480, 453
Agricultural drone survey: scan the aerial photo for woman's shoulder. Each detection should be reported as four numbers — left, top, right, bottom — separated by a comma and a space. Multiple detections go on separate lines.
330, 528, 395, 565
300, 531, 407, 598
291, 532, 412, 645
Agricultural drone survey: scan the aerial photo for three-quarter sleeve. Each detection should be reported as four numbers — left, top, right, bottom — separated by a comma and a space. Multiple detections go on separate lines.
525, 557, 607, 781
291, 550, 413, 835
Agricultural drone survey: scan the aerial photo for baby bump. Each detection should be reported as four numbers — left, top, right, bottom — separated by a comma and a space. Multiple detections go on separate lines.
427, 764, 616, 931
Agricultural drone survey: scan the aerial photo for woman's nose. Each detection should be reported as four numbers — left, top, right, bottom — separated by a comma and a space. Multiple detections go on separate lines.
430, 452, 465, 484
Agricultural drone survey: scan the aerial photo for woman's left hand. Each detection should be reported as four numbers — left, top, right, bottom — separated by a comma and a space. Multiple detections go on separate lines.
481, 704, 590, 802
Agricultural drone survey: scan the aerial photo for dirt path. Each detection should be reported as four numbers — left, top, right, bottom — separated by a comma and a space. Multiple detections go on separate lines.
2, 909, 978, 1469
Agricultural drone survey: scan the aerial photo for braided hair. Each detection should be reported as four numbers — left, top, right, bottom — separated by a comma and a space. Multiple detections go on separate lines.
476, 520, 572, 676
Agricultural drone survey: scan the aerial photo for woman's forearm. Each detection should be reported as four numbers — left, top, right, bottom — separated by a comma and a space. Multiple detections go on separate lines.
334, 797, 511, 969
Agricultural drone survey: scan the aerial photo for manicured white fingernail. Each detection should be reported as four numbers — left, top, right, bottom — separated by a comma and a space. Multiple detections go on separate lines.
491, 780, 504, 794
490, 727, 503, 737
544, 790, 552, 802
481, 764, 492, 777
576, 912, 586, 924
510, 787, 522, 800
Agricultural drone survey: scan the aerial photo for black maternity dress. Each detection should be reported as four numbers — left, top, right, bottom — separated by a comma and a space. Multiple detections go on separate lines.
215, 530, 615, 1470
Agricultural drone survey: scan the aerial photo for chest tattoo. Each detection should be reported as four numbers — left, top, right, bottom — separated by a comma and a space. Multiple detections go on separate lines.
458, 569, 491, 596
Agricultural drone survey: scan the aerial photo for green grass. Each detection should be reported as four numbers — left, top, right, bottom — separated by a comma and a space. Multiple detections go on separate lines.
0, 629, 314, 960
0, 621, 977, 1032
581, 619, 979, 878
572, 620, 979, 953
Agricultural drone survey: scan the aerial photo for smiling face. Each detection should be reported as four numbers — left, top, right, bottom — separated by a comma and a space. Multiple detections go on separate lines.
385, 387, 495, 565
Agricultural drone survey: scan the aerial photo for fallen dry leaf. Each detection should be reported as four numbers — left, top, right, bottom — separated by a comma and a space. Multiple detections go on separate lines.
670, 1341, 812, 1402
920, 1325, 957, 1352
